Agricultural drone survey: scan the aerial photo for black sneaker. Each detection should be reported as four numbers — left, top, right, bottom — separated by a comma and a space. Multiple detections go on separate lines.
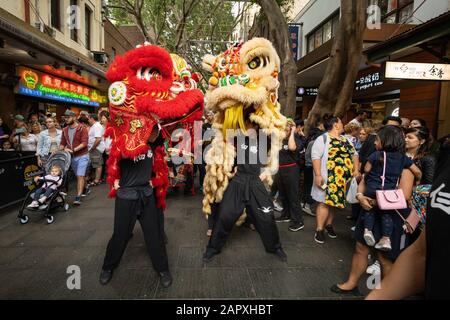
274, 248, 287, 262
314, 230, 325, 244
289, 221, 305, 232
81, 187, 91, 197
325, 225, 338, 239
99, 269, 113, 285
275, 214, 291, 223
159, 271, 172, 288
73, 196, 82, 206
202, 249, 217, 263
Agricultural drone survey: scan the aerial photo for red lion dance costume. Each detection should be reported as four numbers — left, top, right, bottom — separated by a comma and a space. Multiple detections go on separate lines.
105, 43, 204, 210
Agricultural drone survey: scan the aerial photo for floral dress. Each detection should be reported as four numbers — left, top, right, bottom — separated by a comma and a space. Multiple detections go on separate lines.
325, 135, 355, 208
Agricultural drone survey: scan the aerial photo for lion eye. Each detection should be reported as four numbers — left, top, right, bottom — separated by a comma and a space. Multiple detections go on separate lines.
248, 57, 262, 70
149, 69, 161, 80
218, 58, 227, 70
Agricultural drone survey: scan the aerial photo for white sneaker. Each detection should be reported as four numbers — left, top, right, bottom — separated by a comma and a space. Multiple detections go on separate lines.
363, 230, 376, 247
27, 201, 39, 208
366, 260, 381, 275
375, 238, 392, 251
303, 203, 315, 216
273, 201, 283, 212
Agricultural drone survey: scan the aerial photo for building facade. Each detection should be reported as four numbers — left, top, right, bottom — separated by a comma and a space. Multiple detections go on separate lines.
292, 0, 450, 137
0, 0, 137, 126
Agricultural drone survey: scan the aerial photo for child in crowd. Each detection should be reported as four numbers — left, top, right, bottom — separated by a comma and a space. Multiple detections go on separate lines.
1, 141, 14, 151
27, 165, 63, 208
361, 126, 421, 251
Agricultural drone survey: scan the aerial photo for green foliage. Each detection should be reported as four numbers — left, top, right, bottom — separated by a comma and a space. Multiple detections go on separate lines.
107, 0, 236, 51
107, 0, 241, 91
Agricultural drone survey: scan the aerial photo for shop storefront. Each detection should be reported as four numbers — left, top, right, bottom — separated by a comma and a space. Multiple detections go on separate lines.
354, 50, 446, 135
13, 66, 107, 119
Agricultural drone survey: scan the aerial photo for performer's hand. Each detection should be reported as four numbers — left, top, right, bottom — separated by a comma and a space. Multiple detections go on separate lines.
259, 172, 267, 182
113, 179, 120, 190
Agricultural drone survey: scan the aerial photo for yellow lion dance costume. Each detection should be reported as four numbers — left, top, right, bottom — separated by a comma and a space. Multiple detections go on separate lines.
201, 37, 287, 216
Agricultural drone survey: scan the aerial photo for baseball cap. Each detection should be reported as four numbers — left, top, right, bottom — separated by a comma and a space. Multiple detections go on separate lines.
14, 115, 25, 121
64, 110, 76, 117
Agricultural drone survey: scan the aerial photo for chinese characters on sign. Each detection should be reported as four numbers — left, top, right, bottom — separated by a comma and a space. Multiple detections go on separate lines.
385, 62, 450, 81
355, 72, 384, 91
15, 66, 107, 106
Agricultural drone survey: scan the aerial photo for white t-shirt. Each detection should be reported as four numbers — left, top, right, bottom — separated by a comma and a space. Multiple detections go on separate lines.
18, 134, 38, 152
88, 122, 105, 153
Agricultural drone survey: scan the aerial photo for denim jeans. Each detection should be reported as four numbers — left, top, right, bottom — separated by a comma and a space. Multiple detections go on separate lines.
364, 209, 394, 237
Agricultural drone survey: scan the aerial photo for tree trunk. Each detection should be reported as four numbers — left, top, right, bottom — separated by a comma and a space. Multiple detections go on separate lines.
256, 0, 298, 118
306, 0, 366, 132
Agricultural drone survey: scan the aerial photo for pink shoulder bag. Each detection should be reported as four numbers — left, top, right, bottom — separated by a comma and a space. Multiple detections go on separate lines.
375, 152, 408, 210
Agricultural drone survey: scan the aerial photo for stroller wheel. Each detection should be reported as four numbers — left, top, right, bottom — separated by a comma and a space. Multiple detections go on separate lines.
47, 216, 54, 224
64, 203, 70, 212
19, 215, 29, 225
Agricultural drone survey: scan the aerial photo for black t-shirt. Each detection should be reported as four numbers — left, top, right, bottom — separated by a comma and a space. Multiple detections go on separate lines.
235, 132, 270, 176
119, 148, 153, 188
359, 134, 377, 170
202, 122, 213, 147
425, 153, 450, 300
279, 135, 304, 165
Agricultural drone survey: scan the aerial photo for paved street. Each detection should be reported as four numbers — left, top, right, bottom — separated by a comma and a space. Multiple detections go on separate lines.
0, 184, 368, 299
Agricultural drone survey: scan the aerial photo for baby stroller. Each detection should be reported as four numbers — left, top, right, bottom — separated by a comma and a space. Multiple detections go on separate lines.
18, 151, 71, 224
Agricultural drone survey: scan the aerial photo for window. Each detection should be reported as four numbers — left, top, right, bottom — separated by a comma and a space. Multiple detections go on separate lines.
50, 0, 60, 30
323, 20, 332, 42
70, 0, 78, 42
307, 36, 314, 53
370, 0, 413, 24
306, 11, 340, 53
314, 29, 322, 48
399, 3, 414, 23
332, 15, 340, 37
85, 6, 92, 50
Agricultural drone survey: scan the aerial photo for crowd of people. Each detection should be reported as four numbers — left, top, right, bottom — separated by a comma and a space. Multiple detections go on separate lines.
257, 110, 446, 298
0, 108, 112, 206
2, 106, 448, 298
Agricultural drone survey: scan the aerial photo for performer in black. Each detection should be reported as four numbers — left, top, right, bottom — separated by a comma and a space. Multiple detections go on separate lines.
99, 126, 172, 287
275, 120, 305, 231
203, 123, 287, 263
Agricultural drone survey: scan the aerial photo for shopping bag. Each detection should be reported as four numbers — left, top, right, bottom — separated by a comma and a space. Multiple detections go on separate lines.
346, 178, 359, 204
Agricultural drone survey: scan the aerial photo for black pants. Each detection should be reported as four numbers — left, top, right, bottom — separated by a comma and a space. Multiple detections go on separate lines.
303, 166, 314, 205
207, 202, 220, 230
278, 165, 303, 224
102, 194, 169, 272
207, 174, 282, 254
199, 163, 206, 189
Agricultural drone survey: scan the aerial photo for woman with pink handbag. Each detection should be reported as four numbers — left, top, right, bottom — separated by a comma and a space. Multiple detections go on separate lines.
358, 126, 421, 251
331, 125, 419, 296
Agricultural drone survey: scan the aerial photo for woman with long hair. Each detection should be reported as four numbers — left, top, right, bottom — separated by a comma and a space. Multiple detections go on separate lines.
36, 117, 62, 167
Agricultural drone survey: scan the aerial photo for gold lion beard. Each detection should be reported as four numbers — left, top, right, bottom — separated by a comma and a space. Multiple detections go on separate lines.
202, 100, 287, 216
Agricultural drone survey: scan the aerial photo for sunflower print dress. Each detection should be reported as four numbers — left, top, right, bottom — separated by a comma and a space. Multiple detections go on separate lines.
325, 135, 355, 208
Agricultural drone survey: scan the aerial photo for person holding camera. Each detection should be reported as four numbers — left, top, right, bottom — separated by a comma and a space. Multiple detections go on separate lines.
275, 119, 305, 232
311, 116, 360, 244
